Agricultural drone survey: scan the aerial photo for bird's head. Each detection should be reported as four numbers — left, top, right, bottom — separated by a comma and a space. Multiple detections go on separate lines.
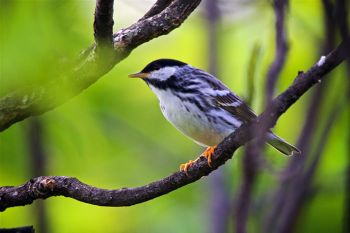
128, 59, 188, 89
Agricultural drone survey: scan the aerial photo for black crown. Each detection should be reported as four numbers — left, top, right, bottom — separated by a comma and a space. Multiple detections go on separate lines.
141, 59, 187, 73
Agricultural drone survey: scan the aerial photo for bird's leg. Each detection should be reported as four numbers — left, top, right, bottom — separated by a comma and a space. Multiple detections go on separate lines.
179, 146, 217, 176
202, 145, 217, 167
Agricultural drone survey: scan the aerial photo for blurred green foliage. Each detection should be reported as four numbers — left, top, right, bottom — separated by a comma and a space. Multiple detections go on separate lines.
0, 1, 348, 233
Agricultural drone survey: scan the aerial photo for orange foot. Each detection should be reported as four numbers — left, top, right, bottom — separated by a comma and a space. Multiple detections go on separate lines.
180, 158, 200, 176
202, 146, 217, 167
179, 146, 217, 176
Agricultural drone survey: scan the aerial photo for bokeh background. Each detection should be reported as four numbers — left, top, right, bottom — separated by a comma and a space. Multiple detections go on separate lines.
0, 0, 349, 233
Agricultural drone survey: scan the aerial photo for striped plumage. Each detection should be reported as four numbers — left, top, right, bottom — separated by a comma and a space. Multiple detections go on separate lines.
129, 59, 300, 172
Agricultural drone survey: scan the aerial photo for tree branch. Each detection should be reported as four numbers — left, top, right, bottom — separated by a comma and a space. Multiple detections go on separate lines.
94, 0, 115, 46
1, 38, 348, 211
235, 1, 289, 230
26, 119, 49, 233
0, 0, 201, 131
265, 0, 289, 104
0, 226, 34, 233
265, 2, 338, 230
139, 0, 174, 21
274, 102, 344, 233
335, 2, 350, 232
235, 43, 262, 233
112, 0, 201, 51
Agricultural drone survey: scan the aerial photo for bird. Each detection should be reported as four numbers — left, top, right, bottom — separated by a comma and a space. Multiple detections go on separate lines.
129, 58, 300, 175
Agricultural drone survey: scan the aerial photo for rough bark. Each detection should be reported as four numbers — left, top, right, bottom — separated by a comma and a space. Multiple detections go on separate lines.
94, 0, 115, 46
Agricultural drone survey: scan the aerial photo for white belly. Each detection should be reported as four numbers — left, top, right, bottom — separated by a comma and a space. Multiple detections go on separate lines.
150, 87, 235, 146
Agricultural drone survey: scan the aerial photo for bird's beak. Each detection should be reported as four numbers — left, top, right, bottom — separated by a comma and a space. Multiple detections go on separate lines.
128, 72, 149, 79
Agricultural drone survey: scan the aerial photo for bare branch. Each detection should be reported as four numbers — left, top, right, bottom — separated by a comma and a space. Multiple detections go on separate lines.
139, 0, 174, 21
265, 2, 338, 231
94, 0, 115, 46
265, 0, 289, 104
264, 84, 325, 231
0, 0, 201, 131
235, 1, 289, 230
235, 142, 260, 233
204, 0, 220, 77
335, 0, 349, 40
26, 119, 49, 233
113, 0, 201, 51
234, 43, 261, 233
273, 102, 344, 233
0, 226, 34, 233
1, 38, 348, 211
335, 2, 350, 232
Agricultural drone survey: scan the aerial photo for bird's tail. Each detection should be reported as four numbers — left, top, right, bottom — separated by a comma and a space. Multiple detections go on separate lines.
267, 133, 300, 156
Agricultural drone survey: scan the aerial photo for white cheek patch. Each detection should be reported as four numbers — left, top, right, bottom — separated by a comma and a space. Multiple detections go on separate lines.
150, 67, 177, 81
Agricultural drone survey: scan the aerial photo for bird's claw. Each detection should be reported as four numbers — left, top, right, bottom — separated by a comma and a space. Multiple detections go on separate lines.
202, 146, 217, 167
179, 146, 217, 176
180, 160, 195, 176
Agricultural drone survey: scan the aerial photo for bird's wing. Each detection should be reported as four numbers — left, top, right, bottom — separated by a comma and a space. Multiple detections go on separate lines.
214, 92, 257, 123
191, 68, 257, 123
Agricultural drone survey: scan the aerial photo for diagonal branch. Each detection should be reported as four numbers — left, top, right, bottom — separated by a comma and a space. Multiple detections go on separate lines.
0, 0, 201, 132
139, 0, 174, 21
1, 38, 348, 212
112, 0, 201, 51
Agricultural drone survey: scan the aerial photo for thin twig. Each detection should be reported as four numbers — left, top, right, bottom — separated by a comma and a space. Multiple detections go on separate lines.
139, 0, 174, 21
265, 0, 289, 104
205, 0, 220, 77
26, 119, 48, 233
1, 38, 348, 211
265, 1, 338, 231
234, 43, 261, 233
264, 85, 325, 232
235, 2, 289, 231
334, 1, 350, 232
274, 102, 344, 233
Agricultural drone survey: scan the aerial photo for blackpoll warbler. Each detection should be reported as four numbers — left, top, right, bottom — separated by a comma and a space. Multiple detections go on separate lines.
129, 59, 300, 174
